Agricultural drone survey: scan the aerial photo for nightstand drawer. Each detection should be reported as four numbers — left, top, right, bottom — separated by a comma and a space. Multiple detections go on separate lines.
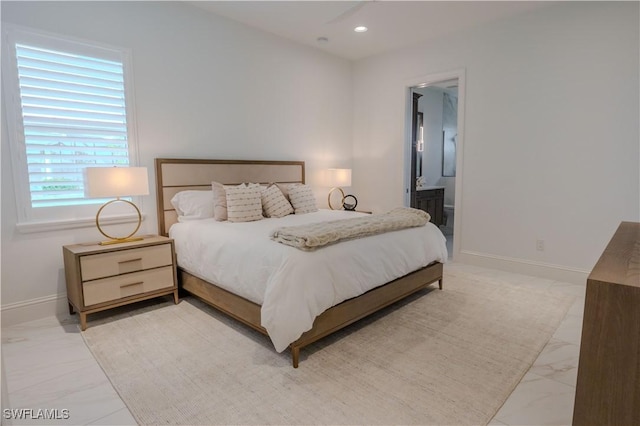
82, 266, 175, 306
80, 243, 172, 281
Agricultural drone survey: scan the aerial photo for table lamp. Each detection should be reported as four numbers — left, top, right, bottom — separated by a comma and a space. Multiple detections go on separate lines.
325, 168, 352, 210
84, 166, 149, 245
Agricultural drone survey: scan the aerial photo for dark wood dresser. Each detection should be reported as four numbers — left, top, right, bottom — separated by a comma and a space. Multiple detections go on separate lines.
415, 187, 445, 226
572, 221, 640, 426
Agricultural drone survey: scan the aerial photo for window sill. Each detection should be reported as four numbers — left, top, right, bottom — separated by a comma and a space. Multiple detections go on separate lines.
16, 213, 147, 234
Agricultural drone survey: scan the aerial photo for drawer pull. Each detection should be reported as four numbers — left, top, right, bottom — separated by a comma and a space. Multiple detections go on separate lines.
120, 281, 144, 289
118, 258, 142, 264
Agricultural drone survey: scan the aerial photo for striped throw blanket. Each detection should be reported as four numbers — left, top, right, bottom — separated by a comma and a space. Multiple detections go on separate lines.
271, 207, 431, 251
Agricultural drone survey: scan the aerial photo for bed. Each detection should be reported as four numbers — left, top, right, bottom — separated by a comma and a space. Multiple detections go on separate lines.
155, 158, 447, 367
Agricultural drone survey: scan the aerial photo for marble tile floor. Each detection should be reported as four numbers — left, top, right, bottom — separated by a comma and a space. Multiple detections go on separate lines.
1, 262, 585, 425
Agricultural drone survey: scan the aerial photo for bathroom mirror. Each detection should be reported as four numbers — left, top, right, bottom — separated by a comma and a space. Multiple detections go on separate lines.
442, 129, 456, 177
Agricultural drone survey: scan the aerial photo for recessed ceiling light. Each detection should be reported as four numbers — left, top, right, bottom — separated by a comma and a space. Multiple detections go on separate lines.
354, 26, 368, 33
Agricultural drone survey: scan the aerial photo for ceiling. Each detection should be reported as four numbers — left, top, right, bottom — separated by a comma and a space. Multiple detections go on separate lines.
186, 1, 551, 61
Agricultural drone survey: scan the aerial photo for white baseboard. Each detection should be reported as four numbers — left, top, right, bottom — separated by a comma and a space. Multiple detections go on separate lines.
456, 250, 590, 285
1, 294, 68, 327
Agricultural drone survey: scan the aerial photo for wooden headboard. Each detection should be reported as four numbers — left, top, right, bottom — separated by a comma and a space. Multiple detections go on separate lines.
154, 158, 305, 236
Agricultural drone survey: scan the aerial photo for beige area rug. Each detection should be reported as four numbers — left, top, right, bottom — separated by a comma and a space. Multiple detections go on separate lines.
82, 270, 574, 425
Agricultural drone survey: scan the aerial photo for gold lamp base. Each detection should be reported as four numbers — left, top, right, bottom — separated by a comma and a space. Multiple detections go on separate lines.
96, 198, 143, 245
328, 187, 345, 210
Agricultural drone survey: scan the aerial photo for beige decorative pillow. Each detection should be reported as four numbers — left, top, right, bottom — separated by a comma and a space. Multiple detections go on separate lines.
225, 185, 263, 222
261, 184, 293, 218
288, 184, 318, 214
212, 181, 229, 221
275, 183, 299, 201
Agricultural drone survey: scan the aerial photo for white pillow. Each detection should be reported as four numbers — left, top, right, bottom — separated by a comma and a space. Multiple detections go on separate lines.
261, 184, 293, 218
212, 182, 228, 221
170, 190, 214, 221
288, 184, 318, 214
225, 185, 264, 223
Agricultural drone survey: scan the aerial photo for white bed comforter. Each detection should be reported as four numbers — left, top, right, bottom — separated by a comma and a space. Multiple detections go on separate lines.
169, 209, 448, 352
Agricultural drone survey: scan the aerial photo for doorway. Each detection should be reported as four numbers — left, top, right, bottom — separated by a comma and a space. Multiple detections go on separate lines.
404, 70, 465, 260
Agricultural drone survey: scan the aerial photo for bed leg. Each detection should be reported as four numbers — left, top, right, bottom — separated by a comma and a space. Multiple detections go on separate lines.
291, 346, 300, 368
439, 277, 443, 290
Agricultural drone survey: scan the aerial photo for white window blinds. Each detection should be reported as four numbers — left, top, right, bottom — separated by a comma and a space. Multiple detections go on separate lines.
15, 43, 130, 208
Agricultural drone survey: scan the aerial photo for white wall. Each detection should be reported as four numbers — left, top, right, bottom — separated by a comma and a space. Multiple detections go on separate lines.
352, 2, 639, 279
1, 1, 353, 323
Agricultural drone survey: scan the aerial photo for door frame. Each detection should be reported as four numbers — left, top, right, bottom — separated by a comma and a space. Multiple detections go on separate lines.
403, 68, 466, 260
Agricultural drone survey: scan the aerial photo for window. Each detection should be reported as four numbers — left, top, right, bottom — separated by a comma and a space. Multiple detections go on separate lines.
16, 43, 130, 207
2, 25, 139, 231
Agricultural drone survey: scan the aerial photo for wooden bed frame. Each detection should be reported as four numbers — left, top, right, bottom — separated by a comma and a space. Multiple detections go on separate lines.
155, 158, 443, 367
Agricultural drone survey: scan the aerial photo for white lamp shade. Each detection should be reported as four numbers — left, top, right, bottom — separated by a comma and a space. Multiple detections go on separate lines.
84, 167, 149, 198
325, 168, 352, 187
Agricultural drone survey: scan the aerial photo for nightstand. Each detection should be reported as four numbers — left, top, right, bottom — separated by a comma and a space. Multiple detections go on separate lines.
345, 209, 372, 214
63, 235, 178, 330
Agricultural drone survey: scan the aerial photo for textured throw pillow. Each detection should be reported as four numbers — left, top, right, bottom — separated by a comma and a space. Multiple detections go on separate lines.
275, 183, 299, 201
170, 190, 214, 221
225, 185, 263, 222
212, 182, 229, 221
288, 184, 318, 214
261, 184, 293, 218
